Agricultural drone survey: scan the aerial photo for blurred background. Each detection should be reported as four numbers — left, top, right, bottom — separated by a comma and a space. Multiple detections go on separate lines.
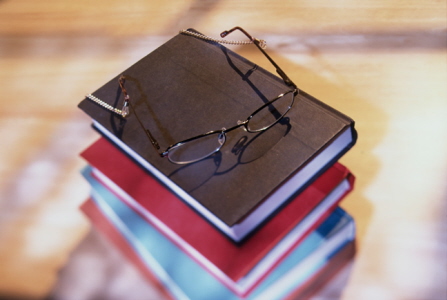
0, 0, 446, 299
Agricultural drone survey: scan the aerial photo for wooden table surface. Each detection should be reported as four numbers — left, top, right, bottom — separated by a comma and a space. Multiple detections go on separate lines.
0, 1, 446, 299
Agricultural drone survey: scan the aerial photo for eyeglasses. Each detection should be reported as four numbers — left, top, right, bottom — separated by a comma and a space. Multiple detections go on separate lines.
122, 27, 299, 164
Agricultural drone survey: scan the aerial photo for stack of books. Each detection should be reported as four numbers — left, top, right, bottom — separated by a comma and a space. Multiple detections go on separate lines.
77, 29, 358, 299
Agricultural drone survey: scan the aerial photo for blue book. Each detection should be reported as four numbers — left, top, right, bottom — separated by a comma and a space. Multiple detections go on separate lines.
83, 167, 355, 300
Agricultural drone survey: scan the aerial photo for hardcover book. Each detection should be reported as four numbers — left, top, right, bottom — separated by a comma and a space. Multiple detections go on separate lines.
81, 194, 356, 299
78, 29, 357, 240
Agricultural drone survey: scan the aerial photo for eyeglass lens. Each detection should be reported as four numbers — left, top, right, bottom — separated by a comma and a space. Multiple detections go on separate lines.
246, 91, 294, 132
167, 132, 226, 164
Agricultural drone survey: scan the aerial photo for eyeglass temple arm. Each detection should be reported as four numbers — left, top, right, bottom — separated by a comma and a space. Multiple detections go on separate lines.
143, 124, 166, 157
143, 125, 169, 157
221, 27, 297, 89
118, 75, 131, 111
145, 128, 165, 157
119, 75, 165, 157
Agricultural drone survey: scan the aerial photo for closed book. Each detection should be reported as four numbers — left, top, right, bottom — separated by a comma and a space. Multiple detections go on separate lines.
78, 30, 357, 240
81, 138, 354, 284
82, 193, 356, 299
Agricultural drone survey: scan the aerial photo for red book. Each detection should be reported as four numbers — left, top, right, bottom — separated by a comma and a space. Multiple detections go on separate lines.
81, 138, 355, 292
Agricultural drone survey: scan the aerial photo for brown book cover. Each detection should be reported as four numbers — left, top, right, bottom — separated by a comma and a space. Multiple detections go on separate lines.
78, 30, 356, 240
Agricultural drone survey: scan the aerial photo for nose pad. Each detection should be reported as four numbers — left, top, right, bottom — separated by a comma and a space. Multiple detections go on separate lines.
218, 132, 226, 145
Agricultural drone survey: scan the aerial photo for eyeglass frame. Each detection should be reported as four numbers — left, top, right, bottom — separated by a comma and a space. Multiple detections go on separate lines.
120, 26, 299, 164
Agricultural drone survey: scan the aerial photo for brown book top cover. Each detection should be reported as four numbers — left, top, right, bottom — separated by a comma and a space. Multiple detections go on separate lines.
78, 31, 356, 227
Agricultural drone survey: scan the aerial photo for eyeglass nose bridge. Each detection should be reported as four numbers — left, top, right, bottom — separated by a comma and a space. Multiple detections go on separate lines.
236, 119, 249, 131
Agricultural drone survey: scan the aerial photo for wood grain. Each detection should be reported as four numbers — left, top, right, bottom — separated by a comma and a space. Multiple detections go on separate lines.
0, 0, 445, 299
